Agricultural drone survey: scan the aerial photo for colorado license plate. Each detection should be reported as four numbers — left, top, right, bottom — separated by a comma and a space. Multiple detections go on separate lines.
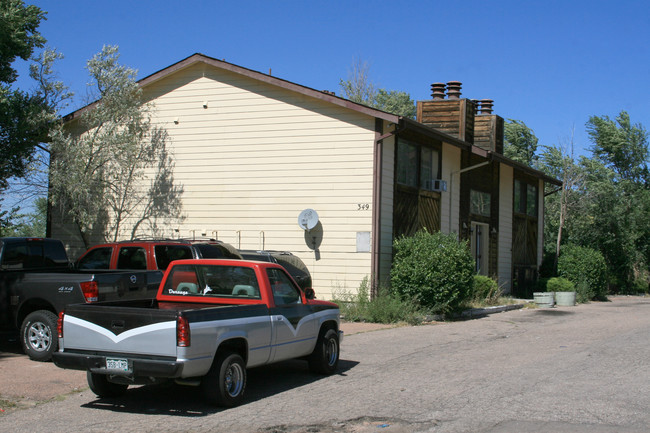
106, 358, 129, 372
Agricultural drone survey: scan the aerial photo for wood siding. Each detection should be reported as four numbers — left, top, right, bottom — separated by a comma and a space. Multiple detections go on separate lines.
379, 135, 395, 288
441, 144, 461, 234
498, 164, 513, 293
474, 114, 504, 154
417, 99, 475, 143
53, 62, 378, 298
393, 186, 441, 238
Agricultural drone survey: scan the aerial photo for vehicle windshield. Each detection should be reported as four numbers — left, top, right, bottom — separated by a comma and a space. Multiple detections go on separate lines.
163, 264, 261, 299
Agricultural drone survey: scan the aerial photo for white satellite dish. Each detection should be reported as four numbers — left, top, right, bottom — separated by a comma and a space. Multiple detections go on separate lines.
298, 209, 319, 231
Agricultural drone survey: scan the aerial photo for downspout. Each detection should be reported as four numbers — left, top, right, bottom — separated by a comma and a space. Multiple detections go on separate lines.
371, 118, 403, 298
448, 160, 490, 237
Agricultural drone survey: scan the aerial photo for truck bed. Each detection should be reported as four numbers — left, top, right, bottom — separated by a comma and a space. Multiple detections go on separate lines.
61, 300, 270, 359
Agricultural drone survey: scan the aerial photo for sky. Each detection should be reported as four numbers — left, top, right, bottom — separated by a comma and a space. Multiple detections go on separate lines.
12, 0, 650, 158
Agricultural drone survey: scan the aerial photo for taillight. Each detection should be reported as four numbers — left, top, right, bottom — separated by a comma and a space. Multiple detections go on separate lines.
80, 281, 98, 302
177, 315, 190, 347
57, 311, 65, 338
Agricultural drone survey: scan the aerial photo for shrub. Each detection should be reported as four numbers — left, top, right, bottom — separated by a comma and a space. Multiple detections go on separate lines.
471, 275, 500, 304
332, 277, 422, 325
390, 230, 474, 314
546, 277, 575, 292
558, 244, 608, 301
536, 277, 550, 293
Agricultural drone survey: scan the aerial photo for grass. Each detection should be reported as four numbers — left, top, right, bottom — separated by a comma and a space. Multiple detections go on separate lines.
332, 278, 531, 325
0, 396, 18, 414
332, 278, 425, 326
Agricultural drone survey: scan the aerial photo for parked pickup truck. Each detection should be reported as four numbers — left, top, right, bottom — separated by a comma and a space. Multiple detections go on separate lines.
53, 259, 341, 407
0, 237, 162, 361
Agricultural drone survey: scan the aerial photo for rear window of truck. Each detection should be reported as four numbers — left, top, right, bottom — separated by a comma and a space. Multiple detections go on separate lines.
163, 264, 261, 299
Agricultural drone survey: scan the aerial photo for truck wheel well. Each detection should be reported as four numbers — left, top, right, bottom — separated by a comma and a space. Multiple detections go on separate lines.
216, 338, 248, 364
17, 300, 56, 328
319, 320, 338, 336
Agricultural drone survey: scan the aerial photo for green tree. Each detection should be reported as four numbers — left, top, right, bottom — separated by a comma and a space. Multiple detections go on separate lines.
339, 58, 416, 119
0, 0, 49, 190
504, 119, 539, 167
587, 111, 648, 183
538, 131, 584, 272
0, 196, 46, 236
49, 46, 184, 247
574, 112, 650, 291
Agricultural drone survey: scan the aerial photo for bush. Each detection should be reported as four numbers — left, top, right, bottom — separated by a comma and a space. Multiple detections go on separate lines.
390, 230, 474, 314
558, 245, 608, 301
471, 275, 500, 304
332, 277, 422, 325
535, 277, 550, 293
546, 277, 575, 292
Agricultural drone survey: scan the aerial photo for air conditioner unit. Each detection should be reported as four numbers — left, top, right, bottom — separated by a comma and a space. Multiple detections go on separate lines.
424, 179, 447, 192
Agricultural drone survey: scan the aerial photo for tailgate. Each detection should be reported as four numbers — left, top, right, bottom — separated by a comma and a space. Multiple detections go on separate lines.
62, 303, 178, 357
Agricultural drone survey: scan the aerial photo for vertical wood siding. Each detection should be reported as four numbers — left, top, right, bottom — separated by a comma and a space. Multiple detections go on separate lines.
440, 144, 461, 234
498, 164, 513, 293
379, 135, 395, 287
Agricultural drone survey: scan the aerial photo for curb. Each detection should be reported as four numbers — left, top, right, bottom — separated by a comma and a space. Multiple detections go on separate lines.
457, 303, 525, 319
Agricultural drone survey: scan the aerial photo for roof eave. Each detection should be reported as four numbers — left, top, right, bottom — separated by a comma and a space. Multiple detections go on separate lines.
63, 53, 400, 124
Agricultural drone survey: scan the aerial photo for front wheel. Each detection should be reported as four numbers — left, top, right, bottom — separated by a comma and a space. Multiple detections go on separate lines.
308, 328, 340, 375
20, 310, 58, 362
87, 371, 128, 398
201, 351, 247, 407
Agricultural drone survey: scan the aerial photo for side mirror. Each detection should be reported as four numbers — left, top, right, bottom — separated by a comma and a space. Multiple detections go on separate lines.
304, 288, 316, 300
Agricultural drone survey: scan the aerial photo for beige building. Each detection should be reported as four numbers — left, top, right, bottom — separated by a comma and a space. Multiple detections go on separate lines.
51, 54, 559, 299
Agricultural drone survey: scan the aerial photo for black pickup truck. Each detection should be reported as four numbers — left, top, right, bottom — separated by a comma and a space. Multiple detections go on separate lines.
0, 237, 162, 361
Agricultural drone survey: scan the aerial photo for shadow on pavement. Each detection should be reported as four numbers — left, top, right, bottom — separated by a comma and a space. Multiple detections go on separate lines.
0, 331, 22, 357
80, 358, 359, 417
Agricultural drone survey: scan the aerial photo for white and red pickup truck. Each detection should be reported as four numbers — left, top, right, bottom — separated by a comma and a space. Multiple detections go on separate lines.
53, 259, 342, 407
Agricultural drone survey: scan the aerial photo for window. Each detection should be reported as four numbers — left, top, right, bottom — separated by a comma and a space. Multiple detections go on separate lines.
470, 190, 491, 217
77, 247, 112, 270
154, 245, 193, 270
420, 146, 440, 190
163, 264, 260, 299
267, 268, 302, 305
526, 184, 538, 216
397, 140, 418, 187
397, 138, 440, 190
514, 179, 538, 217
1, 242, 28, 269
117, 247, 147, 270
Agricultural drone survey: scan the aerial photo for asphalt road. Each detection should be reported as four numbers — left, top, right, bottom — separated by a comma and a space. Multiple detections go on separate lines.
0, 296, 649, 433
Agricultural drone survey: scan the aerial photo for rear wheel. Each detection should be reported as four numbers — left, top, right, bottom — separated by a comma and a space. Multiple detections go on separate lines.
87, 371, 128, 398
308, 328, 339, 375
20, 310, 58, 362
201, 351, 246, 407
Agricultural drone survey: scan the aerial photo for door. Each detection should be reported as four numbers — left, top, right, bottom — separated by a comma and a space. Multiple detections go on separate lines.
267, 268, 317, 362
471, 222, 489, 275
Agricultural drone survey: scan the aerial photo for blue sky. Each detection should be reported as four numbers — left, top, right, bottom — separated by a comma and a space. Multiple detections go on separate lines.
13, 0, 650, 157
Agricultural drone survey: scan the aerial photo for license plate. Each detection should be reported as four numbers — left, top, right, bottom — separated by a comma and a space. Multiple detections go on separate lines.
106, 358, 129, 372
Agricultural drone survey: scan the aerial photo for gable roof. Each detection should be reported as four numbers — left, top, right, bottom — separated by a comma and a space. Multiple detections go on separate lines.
63, 53, 560, 186
63, 53, 401, 124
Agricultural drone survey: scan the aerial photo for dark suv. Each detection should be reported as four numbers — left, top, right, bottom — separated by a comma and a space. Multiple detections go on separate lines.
75, 239, 242, 271
238, 250, 312, 290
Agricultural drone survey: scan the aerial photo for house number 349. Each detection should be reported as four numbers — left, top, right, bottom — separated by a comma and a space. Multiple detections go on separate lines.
357, 204, 370, 210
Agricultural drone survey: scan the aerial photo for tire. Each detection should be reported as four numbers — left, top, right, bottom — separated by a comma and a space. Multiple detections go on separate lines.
201, 351, 247, 407
87, 371, 128, 398
20, 310, 58, 362
308, 328, 340, 375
